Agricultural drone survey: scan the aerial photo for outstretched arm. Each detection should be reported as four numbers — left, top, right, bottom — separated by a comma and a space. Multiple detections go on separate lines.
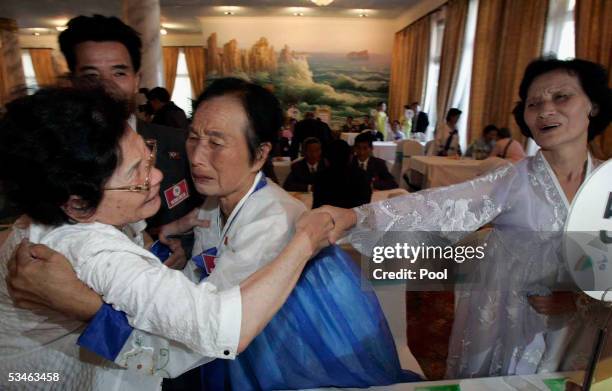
7, 211, 334, 356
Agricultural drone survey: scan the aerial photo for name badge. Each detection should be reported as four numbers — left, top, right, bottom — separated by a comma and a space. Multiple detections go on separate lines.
164, 179, 190, 209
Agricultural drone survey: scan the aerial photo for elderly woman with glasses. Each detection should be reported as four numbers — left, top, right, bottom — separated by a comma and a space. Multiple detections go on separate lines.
0, 86, 335, 391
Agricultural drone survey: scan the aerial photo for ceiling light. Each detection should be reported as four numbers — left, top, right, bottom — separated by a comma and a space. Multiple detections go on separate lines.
160, 28, 168, 35
293, 12, 304, 16
33, 32, 40, 36
359, 13, 368, 18
56, 26, 67, 31
224, 11, 234, 15
310, 0, 334, 6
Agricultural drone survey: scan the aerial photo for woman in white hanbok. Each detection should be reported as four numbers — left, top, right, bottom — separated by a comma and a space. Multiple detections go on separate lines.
318, 58, 612, 379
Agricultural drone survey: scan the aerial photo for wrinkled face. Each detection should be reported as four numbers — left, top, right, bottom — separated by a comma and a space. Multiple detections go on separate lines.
94, 128, 162, 226
73, 41, 140, 107
524, 70, 594, 150
354, 141, 372, 162
187, 95, 263, 197
304, 142, 322, 164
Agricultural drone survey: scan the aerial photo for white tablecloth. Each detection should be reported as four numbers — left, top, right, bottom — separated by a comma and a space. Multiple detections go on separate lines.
373, 141, 398, 162
340, 132, 360, 146
407, 156, 509, 189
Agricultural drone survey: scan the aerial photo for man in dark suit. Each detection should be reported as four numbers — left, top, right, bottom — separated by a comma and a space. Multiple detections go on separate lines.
146, 86, 189, 129
410, 102, 430, 134
283, 137, 326, 192
352, 132, 398, 190
289, 112, 333, 160
58, 15, 200, 231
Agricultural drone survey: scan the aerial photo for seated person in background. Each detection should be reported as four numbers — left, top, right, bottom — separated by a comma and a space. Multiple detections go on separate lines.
491, 127, 527, 163
283, 137, 326, 192
361, 128, 384, 141
275, 117, 295, 157
146, 86, 189, 129
464, 124, 499, 159
390, 120, 406, 140
352, 132, 398, 190
358, 114, 374, 131
430, 108, 462, 156
289, 111, 332, 160
342, 116, 358, 132
313, 139, 371, 208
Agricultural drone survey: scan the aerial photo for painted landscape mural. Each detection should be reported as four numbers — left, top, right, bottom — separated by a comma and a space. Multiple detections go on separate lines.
203, 33, 390, 128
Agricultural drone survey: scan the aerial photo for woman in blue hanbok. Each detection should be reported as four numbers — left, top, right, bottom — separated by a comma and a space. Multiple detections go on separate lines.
157, 78, 417, 389
317, 58, 612, 379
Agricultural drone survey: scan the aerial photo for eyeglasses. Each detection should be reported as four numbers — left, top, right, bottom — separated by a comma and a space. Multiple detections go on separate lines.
105, 139, 157, 192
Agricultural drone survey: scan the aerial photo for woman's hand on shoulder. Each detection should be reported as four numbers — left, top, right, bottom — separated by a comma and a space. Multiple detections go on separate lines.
7, 240, 102, 321
159, 207, 210, 245
162, 239, 187, 270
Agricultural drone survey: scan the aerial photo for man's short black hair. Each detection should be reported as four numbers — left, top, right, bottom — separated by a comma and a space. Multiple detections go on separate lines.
147, 87, 171, 103
513, 58, 611, 140
0, 86, 129, 225
354, 132, 374, 148
482, 124, 498, 136
59, 14, 142, 72
446, 108, 462, 122
193, 77, 281, 165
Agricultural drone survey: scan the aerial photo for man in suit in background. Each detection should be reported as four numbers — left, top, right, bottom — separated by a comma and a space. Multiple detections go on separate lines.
283, 137, 326, 192
146, 86, 189, 129
289, 112, 333, 160
352, 132, 398, 190
58, 15, 200, 232
410, 101, 430, 134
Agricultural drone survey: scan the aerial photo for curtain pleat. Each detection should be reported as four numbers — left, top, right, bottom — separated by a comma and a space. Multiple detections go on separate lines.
436, 0, 469, 126
184, 46, 206, 99
575, 0, 612, 159
29, 48, 57, 86
162, 47, 179, 94
467, 0, 548, 144
388, 15, 432, 122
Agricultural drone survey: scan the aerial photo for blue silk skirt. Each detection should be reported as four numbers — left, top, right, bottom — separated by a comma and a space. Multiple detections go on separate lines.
201, 245, 420, 390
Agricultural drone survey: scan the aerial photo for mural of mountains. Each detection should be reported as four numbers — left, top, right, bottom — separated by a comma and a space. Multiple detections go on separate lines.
202, 33, 390, 126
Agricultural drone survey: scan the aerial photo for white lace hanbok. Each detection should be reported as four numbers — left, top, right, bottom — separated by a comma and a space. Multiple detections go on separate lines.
348, 151, 605, 379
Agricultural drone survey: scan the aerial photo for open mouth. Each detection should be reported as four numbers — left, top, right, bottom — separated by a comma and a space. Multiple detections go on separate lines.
192, 174, 214, 183
539, 123, 561, 132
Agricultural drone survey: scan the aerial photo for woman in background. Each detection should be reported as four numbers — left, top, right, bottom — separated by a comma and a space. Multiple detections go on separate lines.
491, 127, 527, 163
